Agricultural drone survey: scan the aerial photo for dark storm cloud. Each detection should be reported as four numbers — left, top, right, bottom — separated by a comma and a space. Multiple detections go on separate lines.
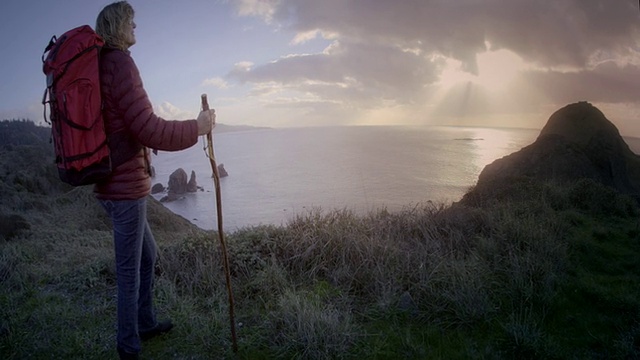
263, 0, 639, 70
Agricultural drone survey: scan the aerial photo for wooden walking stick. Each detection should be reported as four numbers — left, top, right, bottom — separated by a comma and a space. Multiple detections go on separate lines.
201, 94, 238, 353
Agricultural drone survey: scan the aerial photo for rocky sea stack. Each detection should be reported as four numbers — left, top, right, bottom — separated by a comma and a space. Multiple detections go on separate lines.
462, 101, 640, 204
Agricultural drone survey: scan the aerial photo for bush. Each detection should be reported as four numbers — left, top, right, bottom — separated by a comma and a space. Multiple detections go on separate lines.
566, 178, 639, 217
0, 213, 30, 241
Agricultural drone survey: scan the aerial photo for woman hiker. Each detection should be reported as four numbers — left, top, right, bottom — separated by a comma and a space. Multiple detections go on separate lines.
94, 2, 215, 359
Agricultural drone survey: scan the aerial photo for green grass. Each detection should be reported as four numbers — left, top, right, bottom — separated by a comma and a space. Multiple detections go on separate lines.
543, 212, 640, 359
2, 177, 640, 359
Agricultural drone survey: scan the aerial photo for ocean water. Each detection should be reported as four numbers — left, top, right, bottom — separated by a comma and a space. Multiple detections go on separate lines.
150, 125, 543, 231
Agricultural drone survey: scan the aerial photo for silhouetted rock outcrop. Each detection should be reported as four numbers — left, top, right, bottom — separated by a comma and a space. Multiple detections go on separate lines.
187, 170, 198, 192
168, 168, 188, 194
218, 163, 228, 177
160, 168, 200, 202
462, 102, 640, 204
151, 183, 164, 194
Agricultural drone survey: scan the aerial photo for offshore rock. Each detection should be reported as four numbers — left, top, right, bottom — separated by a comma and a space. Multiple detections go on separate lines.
187, 170, 198, 192
161, 168, 199, 202
462, 101, 640, 204
151, 183, 164, 194
218, 163, 228, 178
168, 168, 188, 195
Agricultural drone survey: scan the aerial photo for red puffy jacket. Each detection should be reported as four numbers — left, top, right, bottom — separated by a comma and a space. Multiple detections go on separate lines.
94, 48, 198, 200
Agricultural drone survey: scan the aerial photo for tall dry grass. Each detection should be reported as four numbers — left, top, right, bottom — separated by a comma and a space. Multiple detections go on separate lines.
156, 178, 585, 358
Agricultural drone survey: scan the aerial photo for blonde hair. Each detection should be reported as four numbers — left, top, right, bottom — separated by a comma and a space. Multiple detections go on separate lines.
95, 1, 135, 50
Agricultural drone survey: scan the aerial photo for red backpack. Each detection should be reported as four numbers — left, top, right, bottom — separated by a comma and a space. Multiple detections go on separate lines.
42, 25, 111, 186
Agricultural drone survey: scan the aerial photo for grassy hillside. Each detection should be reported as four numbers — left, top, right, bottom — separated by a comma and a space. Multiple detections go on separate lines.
1, 120, 640, 359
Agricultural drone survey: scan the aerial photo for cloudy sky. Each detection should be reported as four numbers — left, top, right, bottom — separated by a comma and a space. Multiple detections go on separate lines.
2, 0, 640, 135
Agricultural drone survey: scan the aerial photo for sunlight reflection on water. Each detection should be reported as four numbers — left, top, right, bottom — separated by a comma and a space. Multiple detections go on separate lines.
467, 127, 537, 171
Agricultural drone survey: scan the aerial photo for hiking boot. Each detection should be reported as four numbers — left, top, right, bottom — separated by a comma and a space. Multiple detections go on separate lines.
139, 320, 174, 341
117, 346, 139, 360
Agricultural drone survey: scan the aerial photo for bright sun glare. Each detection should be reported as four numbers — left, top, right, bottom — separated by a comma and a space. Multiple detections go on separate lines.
439, 49, 526, 92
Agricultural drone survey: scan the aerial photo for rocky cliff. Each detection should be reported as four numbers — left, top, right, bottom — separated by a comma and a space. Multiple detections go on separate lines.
462, 102, 640, 204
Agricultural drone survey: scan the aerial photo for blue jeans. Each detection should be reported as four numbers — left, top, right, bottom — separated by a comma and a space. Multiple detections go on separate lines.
99, 197, 158, 354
